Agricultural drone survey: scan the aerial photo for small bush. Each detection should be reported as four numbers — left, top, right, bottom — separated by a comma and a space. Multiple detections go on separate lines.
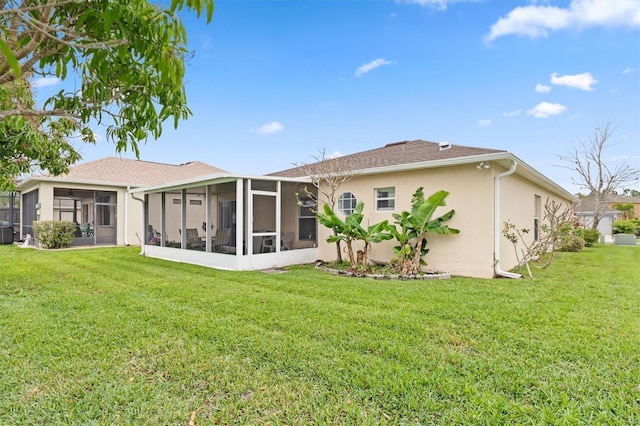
632, 219, 640, 236
613, 220, 638, 235
575, 228, 600, 247
557, 234, 585, 252
33, 221, 76, 249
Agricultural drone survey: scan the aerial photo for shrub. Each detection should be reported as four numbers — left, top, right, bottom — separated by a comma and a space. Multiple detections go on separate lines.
574, 228, 600, 247
613, 220, 638, 235
33, 221, 76, 249
632, 219, 640, 236
557, 234, 586, 252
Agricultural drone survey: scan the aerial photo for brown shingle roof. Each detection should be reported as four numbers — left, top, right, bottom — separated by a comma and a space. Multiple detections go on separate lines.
574, 194, 640, 213
53, 157, 227, 186
268, 139, 506, 178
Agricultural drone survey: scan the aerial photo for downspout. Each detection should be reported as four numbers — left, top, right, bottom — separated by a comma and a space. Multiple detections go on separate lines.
124, 186, 129, 246
494, 159, 522, 279
128, 188, 146, 256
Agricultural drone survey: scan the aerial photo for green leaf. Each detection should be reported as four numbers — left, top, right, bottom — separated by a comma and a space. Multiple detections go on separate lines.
0, 39, 20, 77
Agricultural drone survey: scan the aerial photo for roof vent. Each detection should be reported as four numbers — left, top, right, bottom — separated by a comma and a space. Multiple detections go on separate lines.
385, 141, 408, 148
439, 141, 452, 151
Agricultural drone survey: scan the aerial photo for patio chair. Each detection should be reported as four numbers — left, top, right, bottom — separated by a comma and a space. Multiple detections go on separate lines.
213, 228, 232, 253
261, 236, 276, 253
81, 222, 93, 237
185, 228, 204, 250
282, 231, 294, 250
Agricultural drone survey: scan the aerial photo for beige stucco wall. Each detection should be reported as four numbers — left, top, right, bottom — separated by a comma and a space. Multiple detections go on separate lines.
317, 164, 496, 278
498, 172, 574, 273
316, 164, 573, 278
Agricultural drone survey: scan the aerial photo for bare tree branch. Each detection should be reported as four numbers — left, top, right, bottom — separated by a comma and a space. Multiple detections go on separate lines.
293, 148, 354, 262
558, 122, 640, 229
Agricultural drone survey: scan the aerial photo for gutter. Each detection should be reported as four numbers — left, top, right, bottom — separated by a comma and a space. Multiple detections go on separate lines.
494, 159, 522, 279
127, 187, 146, 256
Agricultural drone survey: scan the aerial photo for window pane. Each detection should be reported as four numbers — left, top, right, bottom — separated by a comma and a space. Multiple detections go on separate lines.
376, 187, 395, 211
338, 192, 357, 215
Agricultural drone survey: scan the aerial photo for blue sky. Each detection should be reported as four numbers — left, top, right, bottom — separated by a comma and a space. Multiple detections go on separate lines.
36, 0, 640, 194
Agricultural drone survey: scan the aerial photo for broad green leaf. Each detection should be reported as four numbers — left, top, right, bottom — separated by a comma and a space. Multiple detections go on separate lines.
0, 39, 21, 77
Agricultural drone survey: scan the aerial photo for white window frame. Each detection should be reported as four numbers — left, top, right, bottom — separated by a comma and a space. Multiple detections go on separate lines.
338, 192, 357, 216
375, 187, 395, 211
298, 203, 316, 242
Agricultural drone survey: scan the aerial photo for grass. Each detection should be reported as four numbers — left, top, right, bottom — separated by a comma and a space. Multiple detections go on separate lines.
0, 244, 638, 425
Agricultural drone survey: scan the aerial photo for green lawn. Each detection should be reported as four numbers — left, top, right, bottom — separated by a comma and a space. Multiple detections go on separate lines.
1, 244, 638, 425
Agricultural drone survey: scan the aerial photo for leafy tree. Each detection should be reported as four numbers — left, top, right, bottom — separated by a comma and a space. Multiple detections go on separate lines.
623, 189, 640, 198
0, 0, 214, 190
612, 203, 635, 220
559, 123, 640, 230
389, 188, 459, 276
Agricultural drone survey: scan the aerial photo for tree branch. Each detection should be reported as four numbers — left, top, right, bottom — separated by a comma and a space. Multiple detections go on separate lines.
0, 108, 80, 120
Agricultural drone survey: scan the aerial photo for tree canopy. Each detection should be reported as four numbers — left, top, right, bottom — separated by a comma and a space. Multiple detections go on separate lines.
0, 0, 214, 190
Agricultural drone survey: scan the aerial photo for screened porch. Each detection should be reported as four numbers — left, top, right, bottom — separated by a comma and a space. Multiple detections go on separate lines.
136, 175, 318, 271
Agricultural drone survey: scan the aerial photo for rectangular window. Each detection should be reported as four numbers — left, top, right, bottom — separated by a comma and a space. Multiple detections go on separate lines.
189, 199, 202, 206
172, 198, 181, 205
298, 202, 316, 242
376, 187, 395, 211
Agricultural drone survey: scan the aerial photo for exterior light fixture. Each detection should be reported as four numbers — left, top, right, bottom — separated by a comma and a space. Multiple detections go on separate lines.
476, 161, 491, 169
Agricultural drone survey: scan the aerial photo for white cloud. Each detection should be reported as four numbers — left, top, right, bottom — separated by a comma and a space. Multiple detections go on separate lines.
355, 58, 393, 77
398, 0, 473, 10
550, 72, 597, 91
399, 0, 448, 9
503, 110, 521, 117
527, 102, 567, 118
623, 67, 636, 74
486, 0, 640, 42
327, 150, 344, 159
32, 77, 60, 88
535, 84, 552, 93
478, 119, 492, 127
254, 121, 284, 134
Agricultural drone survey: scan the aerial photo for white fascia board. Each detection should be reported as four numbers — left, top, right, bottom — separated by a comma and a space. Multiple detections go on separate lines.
130, 173, 312, 194
16, 175, 135, 190
506, 154, 578, 202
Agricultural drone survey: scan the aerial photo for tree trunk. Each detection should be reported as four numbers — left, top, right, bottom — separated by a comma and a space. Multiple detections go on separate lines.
409, 235, 425, 275
334, 229, 342, 262
345, 240, 356, 269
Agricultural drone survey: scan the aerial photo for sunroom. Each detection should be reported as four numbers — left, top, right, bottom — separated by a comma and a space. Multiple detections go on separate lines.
131, 174, 319, 271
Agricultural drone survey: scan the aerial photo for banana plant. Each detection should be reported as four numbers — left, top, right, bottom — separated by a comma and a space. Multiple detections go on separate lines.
317, 201, 392, 270
390, 188, 460, 275
351, 219, 393, 269
317, 202, 362, 268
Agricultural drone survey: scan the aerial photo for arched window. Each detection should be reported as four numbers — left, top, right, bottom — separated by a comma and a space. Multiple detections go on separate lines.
338, 192, 357, 216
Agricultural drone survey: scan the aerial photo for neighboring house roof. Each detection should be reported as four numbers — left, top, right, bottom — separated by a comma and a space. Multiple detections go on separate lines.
17, 157, 227, 189
269, 139, 505, 178
574, 194, 640, 214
